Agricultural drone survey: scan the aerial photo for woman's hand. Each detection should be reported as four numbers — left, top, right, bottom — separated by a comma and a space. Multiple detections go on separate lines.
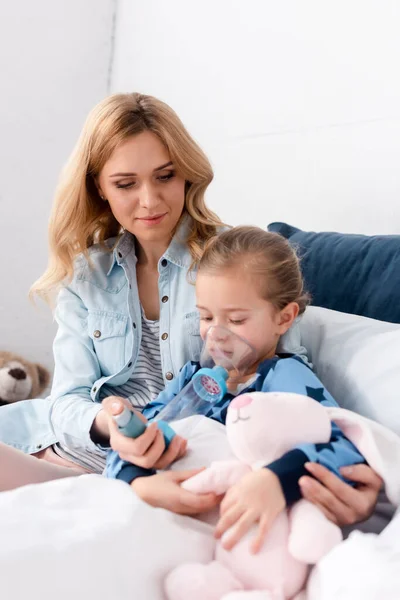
102, 397, 187, 470
299, 462, 383, 526
215, 469, 286, 554
131, 469, 221, 515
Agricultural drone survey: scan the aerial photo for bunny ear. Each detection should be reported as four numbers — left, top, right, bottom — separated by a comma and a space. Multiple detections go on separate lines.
326, 407, 400, 506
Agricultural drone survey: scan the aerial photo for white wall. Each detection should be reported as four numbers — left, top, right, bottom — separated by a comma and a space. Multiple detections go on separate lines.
0, 1, 115, 371
2, 1, 400, 374
111, 0, 400, 235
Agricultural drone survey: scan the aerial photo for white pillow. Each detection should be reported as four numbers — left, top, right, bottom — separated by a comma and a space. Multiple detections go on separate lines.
299, 307, 400, 436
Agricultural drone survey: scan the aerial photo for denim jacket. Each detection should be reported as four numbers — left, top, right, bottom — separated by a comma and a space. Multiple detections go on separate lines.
0, 221, 308, 454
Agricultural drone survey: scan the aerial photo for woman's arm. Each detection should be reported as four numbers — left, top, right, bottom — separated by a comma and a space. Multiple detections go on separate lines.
49, 285, 108, 451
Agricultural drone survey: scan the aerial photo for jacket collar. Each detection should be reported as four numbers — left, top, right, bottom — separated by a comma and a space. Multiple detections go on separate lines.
107, 215, 193, 276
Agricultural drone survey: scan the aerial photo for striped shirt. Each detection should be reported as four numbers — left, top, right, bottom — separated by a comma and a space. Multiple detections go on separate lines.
53, 308, 165, 473
100, 309, 164, 409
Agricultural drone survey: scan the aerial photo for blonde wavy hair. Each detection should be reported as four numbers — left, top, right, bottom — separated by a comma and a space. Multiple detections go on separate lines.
31, 93, 223, 302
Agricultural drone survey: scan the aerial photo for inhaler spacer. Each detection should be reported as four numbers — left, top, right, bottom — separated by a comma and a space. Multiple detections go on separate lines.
152, 326, 257, 442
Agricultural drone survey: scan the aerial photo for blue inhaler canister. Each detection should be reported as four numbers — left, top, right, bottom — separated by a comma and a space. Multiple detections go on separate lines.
113, 405, 176, 447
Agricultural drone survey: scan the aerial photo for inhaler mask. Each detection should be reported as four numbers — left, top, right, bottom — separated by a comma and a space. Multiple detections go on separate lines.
152, 326, 257, 441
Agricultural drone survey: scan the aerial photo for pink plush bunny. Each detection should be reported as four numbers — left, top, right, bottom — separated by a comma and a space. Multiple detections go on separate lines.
165, 392, 344, 600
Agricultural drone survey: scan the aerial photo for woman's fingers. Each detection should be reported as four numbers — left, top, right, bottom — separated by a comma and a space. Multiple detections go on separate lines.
299, 463, 382, 527
114, 425, 167, 469
179, 489, 219, 514
299, 477, 341, 523
102, 396, 147, 422
103, 397, 188, 469
135, 429, 166, 468
153, 435, 187, 470
131, 468, 219, 515
112, 421, 160, 457
104, 396, 160, 459
169, 471, 219, 514
341, 464, 383, 490
304, 462, 361, 506
177, 437, 188, 458
299, 472, 373, 526
170, 467, 206, 482
304, 462, 381, 524
300, 475, 345, 513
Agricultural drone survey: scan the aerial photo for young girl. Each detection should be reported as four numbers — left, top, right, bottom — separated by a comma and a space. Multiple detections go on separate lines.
106, 226, 365, 552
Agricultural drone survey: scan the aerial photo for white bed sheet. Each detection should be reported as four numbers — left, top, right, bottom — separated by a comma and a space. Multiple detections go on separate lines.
1, 414, 399, 600
0, 417, 230, 600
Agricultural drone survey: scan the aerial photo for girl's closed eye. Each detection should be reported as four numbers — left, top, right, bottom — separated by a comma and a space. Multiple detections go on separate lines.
200, 316, 213, 322
229, 318, 246, 325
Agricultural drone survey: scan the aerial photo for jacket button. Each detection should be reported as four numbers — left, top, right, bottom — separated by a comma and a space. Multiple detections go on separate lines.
128, 362, 132, 368
161, 295, 169, 303
133, 322, 136, 329
93, 330, 101, 338
93, 387, 97, 393
166, 372, 173, 381
161, 332, 168, 341
118, 252, 122, 258
36, 444, 42, 450
161, 259, 168, 267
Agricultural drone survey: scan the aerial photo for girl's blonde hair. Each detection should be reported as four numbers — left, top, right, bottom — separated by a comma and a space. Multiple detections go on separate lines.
198, 226, 310, 315
31, 93, 223, 302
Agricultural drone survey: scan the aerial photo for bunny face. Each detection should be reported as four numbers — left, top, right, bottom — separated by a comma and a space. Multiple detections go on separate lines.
225, 392, 332, 467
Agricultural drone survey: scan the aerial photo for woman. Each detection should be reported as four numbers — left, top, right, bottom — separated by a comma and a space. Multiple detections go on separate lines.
0, 93, 382, 524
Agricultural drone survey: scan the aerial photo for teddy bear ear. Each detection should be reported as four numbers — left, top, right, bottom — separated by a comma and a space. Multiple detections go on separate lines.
35, 363, 50, 391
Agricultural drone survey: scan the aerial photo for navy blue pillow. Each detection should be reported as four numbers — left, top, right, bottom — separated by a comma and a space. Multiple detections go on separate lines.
268, 222, 400, 324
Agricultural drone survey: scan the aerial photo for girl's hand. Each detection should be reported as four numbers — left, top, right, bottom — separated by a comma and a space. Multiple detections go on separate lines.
299, 462, 383, 526
215, 469, 286, 554
131, 469, 221, 515
102, 397, 187, 470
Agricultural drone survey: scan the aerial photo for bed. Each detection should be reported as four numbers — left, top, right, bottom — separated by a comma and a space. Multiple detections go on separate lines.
1, 224, 400, 599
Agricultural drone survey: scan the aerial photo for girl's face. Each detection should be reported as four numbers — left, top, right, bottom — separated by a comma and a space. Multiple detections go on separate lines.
196, 269, 298, 367
97, 131, 185, 246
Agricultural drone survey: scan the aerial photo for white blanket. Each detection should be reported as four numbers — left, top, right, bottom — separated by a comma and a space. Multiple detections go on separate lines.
307, 509, 400, 600
0, 412, 399, 600
0, 476, 216, 600
0, 417, 230, 600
